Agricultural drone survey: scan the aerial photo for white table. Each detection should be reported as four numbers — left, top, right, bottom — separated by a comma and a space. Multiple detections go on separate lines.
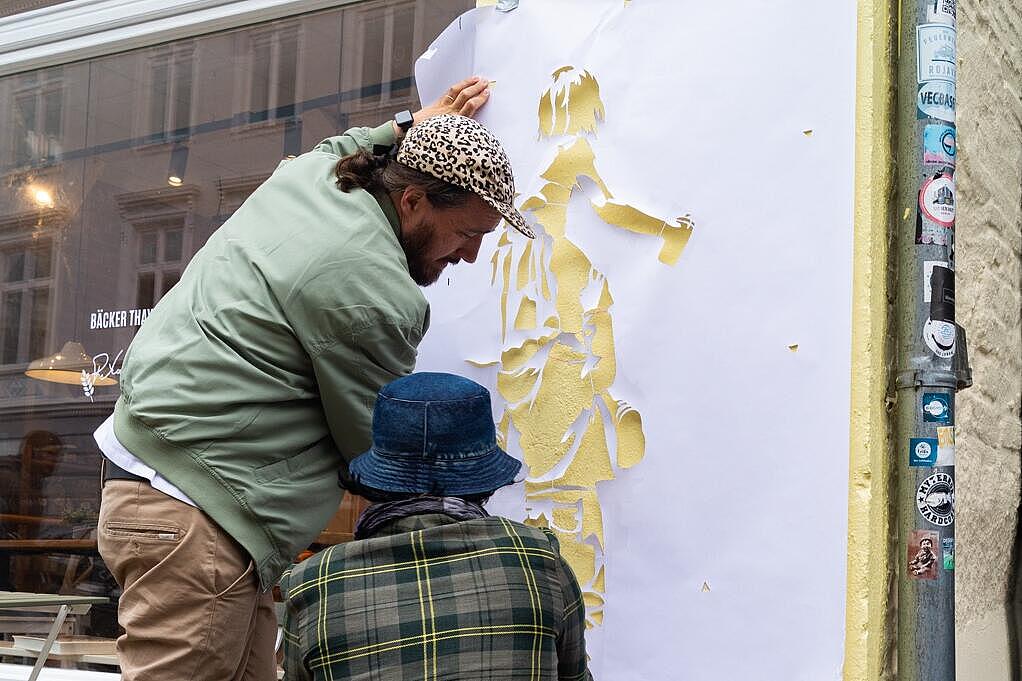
0, 593, 108, 681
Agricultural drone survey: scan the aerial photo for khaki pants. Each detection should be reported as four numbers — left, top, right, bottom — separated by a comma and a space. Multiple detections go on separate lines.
98, 480, 277, 681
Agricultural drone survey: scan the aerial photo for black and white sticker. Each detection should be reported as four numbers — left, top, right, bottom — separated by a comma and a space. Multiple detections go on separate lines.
923, 264, 956, 358
916, 472, 955, 526
925, 0, 956, 27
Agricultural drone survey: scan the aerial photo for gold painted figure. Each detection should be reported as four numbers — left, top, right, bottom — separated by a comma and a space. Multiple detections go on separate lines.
487, 67, 693, 626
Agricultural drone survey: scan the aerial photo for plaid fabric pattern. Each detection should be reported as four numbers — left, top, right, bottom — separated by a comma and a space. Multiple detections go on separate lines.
281, 514, 592, 681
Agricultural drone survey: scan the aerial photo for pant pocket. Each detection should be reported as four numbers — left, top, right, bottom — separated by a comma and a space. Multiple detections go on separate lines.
215, 560, 255, 599
102, 521, 182, 542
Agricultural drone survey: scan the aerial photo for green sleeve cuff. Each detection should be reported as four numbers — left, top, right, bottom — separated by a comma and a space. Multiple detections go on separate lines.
368, 121, 398, 148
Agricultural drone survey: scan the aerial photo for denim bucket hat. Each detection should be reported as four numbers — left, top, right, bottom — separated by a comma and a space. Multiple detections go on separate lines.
350, 372, 521, 496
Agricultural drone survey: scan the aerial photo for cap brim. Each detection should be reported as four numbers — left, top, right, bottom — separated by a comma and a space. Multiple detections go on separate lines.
481, 196, 534, 239
350, 446, 523, 497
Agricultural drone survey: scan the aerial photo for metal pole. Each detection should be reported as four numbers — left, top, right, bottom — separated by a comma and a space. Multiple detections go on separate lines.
893, 0, 969, 679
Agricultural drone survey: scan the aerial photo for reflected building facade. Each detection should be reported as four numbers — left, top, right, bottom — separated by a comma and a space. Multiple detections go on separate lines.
0, 0, 471, 638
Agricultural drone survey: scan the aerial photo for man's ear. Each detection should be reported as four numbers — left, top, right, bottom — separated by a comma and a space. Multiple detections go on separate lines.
399, 186, 429, 217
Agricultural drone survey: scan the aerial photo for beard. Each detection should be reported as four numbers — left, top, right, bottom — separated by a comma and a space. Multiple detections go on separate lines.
402, 220, 446, 286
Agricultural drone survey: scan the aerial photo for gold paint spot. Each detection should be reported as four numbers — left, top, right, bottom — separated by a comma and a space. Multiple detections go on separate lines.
516, 241, 533, 291
514, 296, 537, 330
553, 507, 578, 532
802, 129, 814, 136
701, 581, 711, 592
592, 202, 693, 265
788, 343, 799, 352
554, 532, 596, 584
539, 68, 605, 137
903, 207, 912, 221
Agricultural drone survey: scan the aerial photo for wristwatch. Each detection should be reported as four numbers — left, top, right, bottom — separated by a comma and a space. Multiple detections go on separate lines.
394, 110, 414, 134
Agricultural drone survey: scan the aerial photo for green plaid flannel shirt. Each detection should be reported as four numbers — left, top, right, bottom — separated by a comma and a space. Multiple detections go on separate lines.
280, 513, 592, 680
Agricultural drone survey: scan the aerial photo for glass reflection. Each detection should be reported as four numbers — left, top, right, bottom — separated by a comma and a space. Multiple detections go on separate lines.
0, 0, 472, 643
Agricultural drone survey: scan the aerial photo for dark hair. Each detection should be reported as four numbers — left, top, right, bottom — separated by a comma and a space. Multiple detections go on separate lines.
346, 478, 492, 506
334, 149, 474, 209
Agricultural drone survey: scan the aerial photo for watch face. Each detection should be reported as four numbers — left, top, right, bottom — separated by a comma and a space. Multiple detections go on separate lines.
395, 110, 414, 130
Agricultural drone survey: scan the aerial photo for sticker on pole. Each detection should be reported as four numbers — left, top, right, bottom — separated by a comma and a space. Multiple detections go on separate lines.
942, 537, 955, 570
922, 263, 956, 358
916, 212, 951, 246
922, 261, 951, 301
926, 0, 956, 26
909, 437, 939, 467
919, 171, 955, 227
917, 81, 956, 122
922, 392, 951, 423
916, 24, 957, 83
924, 320, 956, 358
907, 529, 939, 579
916, 472, 955, 526
936, 426, 956, 466
922, 124, 956, 166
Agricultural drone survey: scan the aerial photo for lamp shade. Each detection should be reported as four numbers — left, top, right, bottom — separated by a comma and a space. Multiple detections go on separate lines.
25, 341, 118, 386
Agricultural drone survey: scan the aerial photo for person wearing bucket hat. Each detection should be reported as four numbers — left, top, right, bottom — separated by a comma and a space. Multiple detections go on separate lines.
93, 74, 531, 681
280, 372, 592, 681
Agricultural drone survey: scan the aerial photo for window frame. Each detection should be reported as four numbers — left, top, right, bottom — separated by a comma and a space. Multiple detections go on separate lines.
0, 0, 376, 77
243, 21, 302, 124
0, 238, 55, 367
9, 69, 64, 167
141, 43, 196, 142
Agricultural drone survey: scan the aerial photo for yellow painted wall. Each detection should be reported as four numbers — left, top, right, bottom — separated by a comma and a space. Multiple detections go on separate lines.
844, 2, 897, 678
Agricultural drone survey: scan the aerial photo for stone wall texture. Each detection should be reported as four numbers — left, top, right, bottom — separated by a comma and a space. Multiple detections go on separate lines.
954, 1, 1021, 677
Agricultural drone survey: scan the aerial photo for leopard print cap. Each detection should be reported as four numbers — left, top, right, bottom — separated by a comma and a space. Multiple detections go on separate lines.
396, 114, 534, 238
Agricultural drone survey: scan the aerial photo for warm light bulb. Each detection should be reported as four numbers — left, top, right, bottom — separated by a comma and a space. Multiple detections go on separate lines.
32, 188, 54, 208
167, 175, 183, 187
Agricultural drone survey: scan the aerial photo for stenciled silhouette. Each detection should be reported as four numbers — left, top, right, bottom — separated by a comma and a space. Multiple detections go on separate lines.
485, 66, 693, 626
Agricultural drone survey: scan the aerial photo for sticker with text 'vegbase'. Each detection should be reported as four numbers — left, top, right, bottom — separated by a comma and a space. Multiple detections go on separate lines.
917, 81, 955, 122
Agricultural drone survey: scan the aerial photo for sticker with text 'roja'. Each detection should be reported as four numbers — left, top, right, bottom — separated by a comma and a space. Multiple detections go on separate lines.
916, 24, 957, 84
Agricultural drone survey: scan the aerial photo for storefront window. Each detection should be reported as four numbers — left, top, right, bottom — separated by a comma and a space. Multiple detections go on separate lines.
0, 0, 471, 643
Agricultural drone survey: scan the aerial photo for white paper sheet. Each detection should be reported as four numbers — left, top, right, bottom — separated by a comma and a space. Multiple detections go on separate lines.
416, 2, 856, 678
414, 7, 486, 108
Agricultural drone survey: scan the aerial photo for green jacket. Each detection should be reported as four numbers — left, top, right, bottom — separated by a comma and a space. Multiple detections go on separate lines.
113, 122, 429, 588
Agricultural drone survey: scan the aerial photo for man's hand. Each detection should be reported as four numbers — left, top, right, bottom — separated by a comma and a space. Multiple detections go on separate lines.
393, 76, 492, 138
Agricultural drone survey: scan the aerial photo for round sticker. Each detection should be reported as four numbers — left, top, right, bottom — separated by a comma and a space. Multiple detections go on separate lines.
919, 173, 955, 228
923, 318, 956, 359
914, 441, 933, 459
940, 129, 956, 158
923, 399, 947, 418
916, 472, 955, 526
